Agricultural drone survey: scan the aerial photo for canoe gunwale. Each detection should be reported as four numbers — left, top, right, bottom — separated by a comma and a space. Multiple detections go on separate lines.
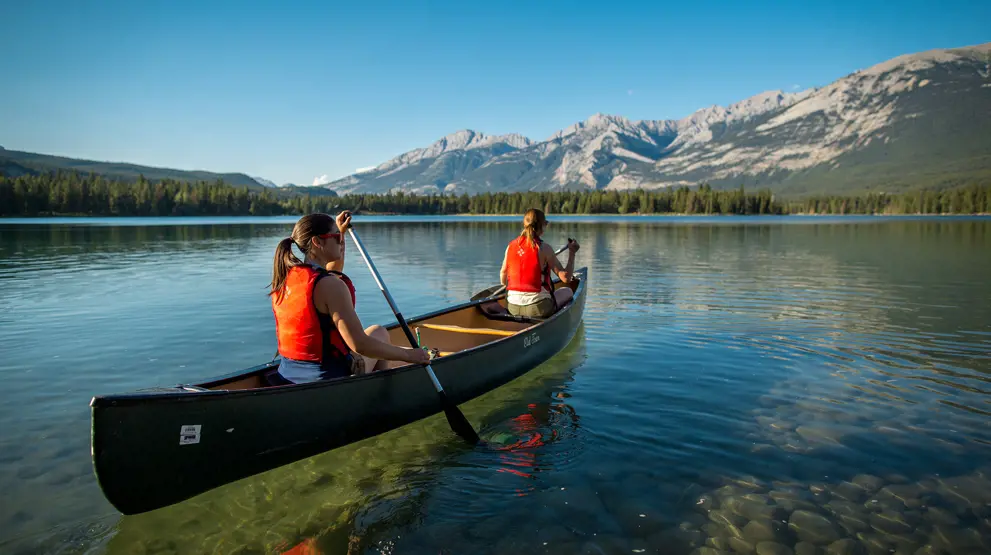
89, 268, 587, 409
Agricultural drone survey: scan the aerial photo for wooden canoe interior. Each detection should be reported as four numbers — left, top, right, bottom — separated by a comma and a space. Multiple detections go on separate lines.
205, 279, 579, 391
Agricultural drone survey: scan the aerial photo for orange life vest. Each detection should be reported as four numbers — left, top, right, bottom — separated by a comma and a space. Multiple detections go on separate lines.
272, 265, 355, 364
506, 236, 553, 295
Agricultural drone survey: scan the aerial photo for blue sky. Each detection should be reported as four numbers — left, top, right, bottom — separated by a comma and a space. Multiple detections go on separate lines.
1, 0, 988, 186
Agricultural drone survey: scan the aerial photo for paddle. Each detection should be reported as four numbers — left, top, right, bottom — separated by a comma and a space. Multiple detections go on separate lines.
345, 224, 482, 446
469, 240, 574, 302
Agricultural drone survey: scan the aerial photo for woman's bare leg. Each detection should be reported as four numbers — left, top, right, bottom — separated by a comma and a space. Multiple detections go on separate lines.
554, 287, 574, 308
361, 325, 398, 372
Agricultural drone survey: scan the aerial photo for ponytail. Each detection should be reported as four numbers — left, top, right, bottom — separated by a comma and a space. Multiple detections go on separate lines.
522, 223, 538, 249
269, 237, 302, 301
520, 208, 546, 249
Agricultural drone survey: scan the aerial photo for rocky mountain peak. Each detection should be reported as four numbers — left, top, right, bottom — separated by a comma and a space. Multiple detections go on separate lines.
321, 42, 991, 197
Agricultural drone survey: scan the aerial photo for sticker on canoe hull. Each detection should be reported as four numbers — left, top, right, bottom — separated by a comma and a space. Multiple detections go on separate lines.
179, 425, 201, 445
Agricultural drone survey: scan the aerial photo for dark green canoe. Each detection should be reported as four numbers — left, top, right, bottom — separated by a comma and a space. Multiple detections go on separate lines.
90, 268, 588, 515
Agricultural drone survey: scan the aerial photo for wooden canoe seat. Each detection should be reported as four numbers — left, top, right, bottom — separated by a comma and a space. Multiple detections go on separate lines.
416, 323, 517, 337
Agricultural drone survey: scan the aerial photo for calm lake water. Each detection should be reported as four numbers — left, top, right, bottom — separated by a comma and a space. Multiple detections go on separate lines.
1, 215, 989, 555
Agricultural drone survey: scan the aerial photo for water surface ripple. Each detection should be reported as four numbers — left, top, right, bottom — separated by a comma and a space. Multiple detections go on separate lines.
0, 216, 988, 554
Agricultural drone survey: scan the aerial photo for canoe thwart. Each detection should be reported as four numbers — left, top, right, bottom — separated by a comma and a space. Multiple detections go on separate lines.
416, 323, 517, 337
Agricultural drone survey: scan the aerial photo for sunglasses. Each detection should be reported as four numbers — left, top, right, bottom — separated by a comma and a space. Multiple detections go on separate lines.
318, 232, 343, 244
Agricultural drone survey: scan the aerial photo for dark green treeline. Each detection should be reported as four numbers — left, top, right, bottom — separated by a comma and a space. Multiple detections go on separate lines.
2, 172, 989, 217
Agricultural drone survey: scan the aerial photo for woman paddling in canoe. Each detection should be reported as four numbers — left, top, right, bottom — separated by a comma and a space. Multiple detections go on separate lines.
268, 212, 428, 385
500, 208, 579, 318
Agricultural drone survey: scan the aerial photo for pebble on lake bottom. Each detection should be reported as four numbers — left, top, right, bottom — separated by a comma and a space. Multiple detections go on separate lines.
678, 464, 991, 555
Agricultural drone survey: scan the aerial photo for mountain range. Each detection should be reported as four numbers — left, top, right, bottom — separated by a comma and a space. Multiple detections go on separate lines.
0, 146, 271, 190
324, 42, 991, 196
2, 42, 989, 198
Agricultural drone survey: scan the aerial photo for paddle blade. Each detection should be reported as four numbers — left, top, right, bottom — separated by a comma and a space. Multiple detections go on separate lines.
438, 390, 482, 445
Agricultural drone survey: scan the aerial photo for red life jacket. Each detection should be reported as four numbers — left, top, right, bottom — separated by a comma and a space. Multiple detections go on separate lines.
272, 265, 355, 364
506, 236, 553, 295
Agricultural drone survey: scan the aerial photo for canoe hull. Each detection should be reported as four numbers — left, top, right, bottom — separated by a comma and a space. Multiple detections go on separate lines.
90, 268, 587, 515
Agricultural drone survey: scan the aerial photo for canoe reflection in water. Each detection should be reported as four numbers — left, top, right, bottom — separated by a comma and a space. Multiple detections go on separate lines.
272, 331, 588, 555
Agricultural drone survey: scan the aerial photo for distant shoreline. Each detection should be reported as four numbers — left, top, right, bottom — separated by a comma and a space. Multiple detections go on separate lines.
446, 212, 991, 217
3, 212, 988, 219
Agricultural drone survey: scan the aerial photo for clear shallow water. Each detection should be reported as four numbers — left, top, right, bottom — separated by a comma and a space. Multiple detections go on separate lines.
0, 216, 989, 554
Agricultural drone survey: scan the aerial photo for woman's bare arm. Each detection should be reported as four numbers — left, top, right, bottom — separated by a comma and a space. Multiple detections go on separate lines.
316, 277, 423, 363
326, 211, 351, 273
543, 242, 575, 283
499, 245, 510, 286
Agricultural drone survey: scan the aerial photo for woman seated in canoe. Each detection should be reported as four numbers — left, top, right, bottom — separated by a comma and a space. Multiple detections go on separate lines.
499, 208, 579, 318
268, 212, 428, 384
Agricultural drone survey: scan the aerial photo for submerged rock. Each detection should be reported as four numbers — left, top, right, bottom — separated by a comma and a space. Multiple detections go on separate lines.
707, 536, 732, 551
824, 539, 860, 555
879, 484, 925, 510
918, 506, 957, 525
742, 519, 781, 543
729, 476, 769, 492
756, 415, 777, 428
692, 548, 732, 555
930, 524, 987, 552
829, 481, 867, 504
724, 496, 778, 521
716, 485, 746, 500
825, 499, 863, 518
794, 542, 819, 555
835, 512, 870, 535
796, 425, 845, 445
886, 533, 923, 554
769, 488, 806, 503
851, 475, 885, 494
781, 442, 812, 454
862, 496, 903, 515
789, 511, 842, 545
856, 532, 894, 555
709, 509, 748, 530
723, 523, 746, 540
869, 511, 913, 536
703, 523, 724, 537
936, 476, 987, 509
728, 536, 756, 554
770, 489, 819, 513
755, 541, 793, 555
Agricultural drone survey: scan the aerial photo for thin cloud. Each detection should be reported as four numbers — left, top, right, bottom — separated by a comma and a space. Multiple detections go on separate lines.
791, 84, 801, 91
354, 166, 376, 174
627, 89, 634, 96
312, 174, 332, 186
